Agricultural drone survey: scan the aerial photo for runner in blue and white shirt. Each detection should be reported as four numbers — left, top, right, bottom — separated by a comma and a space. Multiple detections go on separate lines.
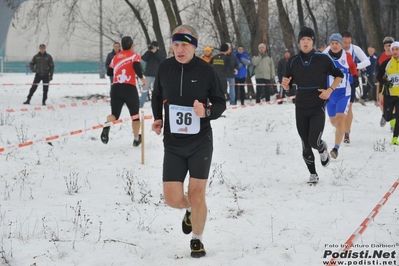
324, 31, 370, 144
324, 33, 358, 159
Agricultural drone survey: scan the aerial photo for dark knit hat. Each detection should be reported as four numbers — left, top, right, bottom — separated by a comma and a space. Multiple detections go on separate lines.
298, 26, 315, 43
220, 43, 229, 52
150, 41, 159, 47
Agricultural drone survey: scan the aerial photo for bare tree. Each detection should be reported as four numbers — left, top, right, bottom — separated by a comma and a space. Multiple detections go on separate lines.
147, 0, 166, 54
161, 0, 182, 34
228, 0, 243, 46
276, 0, 296, 54
335, 0, 351, 32
303, 0, 319, 48
387, 0, 397, 37
362, 0, 384, 52
350, 0, 367, 50
124, 0, 151, 46
239, 0, 270, 55
210, 0, 231, 44
296, 0, 305, 29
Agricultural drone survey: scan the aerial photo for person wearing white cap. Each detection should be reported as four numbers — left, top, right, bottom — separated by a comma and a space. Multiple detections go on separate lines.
376, 41, 399, 145
324, 33, 359, 159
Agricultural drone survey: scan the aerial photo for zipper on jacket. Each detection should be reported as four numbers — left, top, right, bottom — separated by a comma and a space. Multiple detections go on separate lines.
180, 65, 184, 96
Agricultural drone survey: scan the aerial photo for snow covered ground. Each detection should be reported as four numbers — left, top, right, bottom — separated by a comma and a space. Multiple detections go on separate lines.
0, 74, 398, 266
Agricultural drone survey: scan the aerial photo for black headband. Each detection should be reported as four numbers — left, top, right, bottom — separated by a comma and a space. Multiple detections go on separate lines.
172, 33, 198, 48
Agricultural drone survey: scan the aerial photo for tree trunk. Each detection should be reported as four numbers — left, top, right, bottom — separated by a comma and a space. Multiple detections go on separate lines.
239, 0, 257, 55
210, 0, 230, 44
255, 0, 269, 48
228, 0, 243, 46
161, 0, 179, 34
148, 0, 166, 54
362, 0, 384, 52
335, 0, 350, 33
389, 0, 396, 36
276, 0, 296, 54
303, 0, 319, 48
170, 0, 182, 26
124, 0, 151, 45
350, 0, 367, 51
296, 0, 305, 29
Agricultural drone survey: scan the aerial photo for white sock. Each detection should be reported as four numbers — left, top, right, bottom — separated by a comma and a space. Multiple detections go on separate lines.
134, 136, 139, 141
192, 234, 202, 241
187, 207, 191, 212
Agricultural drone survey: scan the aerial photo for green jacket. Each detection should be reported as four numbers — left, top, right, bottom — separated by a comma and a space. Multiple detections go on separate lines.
252, 54, 275, 80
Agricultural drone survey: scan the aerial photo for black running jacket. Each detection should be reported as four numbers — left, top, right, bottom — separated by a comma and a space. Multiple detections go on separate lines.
152, 55, 226, 146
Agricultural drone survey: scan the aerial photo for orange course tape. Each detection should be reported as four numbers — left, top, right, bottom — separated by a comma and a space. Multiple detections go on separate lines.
5, 98, 109, 113
1, 96, 296, 152
326, 178, 399, 266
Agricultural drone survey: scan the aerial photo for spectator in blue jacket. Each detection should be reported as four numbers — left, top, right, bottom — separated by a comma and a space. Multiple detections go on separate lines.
234, 45, 250, 105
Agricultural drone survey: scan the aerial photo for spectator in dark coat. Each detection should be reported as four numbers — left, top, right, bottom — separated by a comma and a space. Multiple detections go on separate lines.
140, 41, 166, 108
226, 43, 238, 105
277, 49, 293, 103
105, 42, 121, 94
23, 44, 54, 106
362, 45, 378, 101
210, 43, 230, 98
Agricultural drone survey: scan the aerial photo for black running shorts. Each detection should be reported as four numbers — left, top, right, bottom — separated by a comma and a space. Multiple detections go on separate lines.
110, 83, 139, 120
163, 136, 213, 182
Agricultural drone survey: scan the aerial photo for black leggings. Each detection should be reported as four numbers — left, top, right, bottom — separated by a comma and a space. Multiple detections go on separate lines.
255, 78, 271, 103
383, 95, 399, 137
235, 77, 246, 105
295, 106, 327, 174
110, 83, 139, 121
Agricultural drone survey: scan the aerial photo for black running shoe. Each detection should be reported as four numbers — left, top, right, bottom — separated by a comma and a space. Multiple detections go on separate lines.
133, 134, 142, 147
190, 239, 206, 258
182, 210, 192, 234
330, 148, 338, 159
101, 126, 110, 144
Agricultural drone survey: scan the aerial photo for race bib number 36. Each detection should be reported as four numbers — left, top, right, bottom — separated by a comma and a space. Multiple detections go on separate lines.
169, 104, 200, 134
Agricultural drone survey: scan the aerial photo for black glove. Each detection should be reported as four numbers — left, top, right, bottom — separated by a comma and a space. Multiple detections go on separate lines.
49, 74, 53, 81
352, 76, 359, 88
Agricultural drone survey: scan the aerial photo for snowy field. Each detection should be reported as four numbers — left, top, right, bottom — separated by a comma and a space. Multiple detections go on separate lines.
0, 73, 398, 266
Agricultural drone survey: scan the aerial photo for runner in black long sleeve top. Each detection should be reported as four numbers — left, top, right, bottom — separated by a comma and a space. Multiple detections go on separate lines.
151, 25, 226, 258
281, 27, 343, 184
152, 55, 226, 146
286, 50, 343, 108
